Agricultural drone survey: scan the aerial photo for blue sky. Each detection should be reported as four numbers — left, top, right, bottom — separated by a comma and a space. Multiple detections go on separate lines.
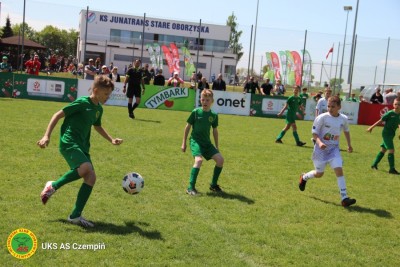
2, 0, 400, 86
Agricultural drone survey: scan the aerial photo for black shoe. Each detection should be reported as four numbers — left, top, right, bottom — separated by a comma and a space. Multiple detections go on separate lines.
297, 142, 306, 147
129, 113, 135, 119
341, 197, 356, 207
389, 169, 399, 175
371, 165, 378, 170
209, 184, 222, 192
275, 139, 283, 144
311, 138, 316, 145
299, 174, 307, 191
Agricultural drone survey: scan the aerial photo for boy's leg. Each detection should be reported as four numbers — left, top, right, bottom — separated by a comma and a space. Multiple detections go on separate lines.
52, 168, 81, 190
69, 182, 93, 219
211, 166, 223, 187
188, 167, 200, 190
210, 153, 224, 190
333, 164, 356, 207
388, 153, 398, 174
276, 130, 286, 141
372, 151, 385, 168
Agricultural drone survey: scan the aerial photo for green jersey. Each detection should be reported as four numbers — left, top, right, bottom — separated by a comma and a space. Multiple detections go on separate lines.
299, 93, 309, 105
286, 95, 302, 116
60, 96, 103, 153
382, 110, 400, 137
187, 108, 218, 146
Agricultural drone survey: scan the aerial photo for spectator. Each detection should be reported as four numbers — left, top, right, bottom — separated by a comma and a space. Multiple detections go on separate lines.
189, 71, 197, 89
153, 69, 166, 86
212, 73, 226, 91
243, 76, 260, 94
198, 77, 210, 91
94, 57, 101, 69
143, 63, 152, 85
84, 59, 97, 80
109, 67, 120, 82
385, 88, 397, 105
274, 79, 285, 96
100, 65, 110, 75
0, 56, 11, 72
370, 87, 384, 104
25, 54, 41, 75
260, 78, 273, 95
167, 72, 184, 87
347, 93, 358, 102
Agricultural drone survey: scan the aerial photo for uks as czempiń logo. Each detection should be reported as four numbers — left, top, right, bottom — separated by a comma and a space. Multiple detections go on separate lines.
7, 228, 38, 259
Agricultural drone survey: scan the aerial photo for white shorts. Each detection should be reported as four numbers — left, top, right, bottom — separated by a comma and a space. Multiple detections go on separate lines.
313, 156, 343, 173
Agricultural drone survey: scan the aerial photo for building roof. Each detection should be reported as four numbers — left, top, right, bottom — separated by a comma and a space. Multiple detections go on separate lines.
0, 35, 46, 49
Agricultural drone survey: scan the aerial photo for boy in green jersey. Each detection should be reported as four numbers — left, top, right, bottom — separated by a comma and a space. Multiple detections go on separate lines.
182, 89, 224, 195
367, 97, 400, 174
275, 86, 306, 146
37, 75, 123, 227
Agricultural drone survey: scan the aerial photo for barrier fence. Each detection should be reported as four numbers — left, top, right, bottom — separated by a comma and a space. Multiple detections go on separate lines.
0, 73, 388, 126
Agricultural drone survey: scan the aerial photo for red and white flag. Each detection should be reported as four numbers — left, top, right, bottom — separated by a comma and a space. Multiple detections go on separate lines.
326, 47, 333, 59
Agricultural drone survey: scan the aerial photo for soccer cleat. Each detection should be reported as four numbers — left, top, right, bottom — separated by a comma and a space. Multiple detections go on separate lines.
389, 169, 399, 175
186, 188, 198, 196
209, 184, 222, 192
40, 181, 56, 205
341, 197, 356, 207
311, 138, 316, 145
275, 139, 283, 144
298, 174, 307, 191
297, 141, 306, 147
371, 165, 378, 170
67, 216, 95, 228
129, 113, 135, 119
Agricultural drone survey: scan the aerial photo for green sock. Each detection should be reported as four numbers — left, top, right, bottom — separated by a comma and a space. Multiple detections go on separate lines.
276, 130, 286, 140
211, 166, 223, 186
293, 131, 300, 143
52, 169, 81, 190
70, 183, 93, 219
188, 168, 200, 190
388, 153, 395, 170
372, 151, 385, 167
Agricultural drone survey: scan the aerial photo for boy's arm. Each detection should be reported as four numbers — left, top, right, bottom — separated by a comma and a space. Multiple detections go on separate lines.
93, 126, 123, 145
37, 110, 65, 148
213, 127, 219, 150
366, 119, 382, 133
181, 123, 191, 152
344, 131, 353, 153
277, 103, 288, 117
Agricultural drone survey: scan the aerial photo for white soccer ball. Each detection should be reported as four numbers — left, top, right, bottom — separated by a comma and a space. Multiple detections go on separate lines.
122, 172, 144, 195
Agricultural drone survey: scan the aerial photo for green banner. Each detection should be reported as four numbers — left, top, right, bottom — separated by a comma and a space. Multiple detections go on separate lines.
0, 72, 14, 97
250, 94, 288, 118
2, 73, 78, 102
139, 85, 196, 111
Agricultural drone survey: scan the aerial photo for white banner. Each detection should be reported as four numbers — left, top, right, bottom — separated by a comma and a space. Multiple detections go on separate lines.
195, 90, 251, 116
304, 98, 359, 124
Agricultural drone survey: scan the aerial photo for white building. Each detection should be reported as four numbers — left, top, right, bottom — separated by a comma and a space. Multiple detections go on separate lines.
77, 10, 237, 82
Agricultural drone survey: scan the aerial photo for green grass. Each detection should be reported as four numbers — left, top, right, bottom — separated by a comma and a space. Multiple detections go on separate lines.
1, 98, 399, 266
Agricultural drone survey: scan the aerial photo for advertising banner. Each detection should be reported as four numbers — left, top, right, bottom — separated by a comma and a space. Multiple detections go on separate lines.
0, 72, 14, 97
304, 99, 360, 124
78, 80, 195, 111
195, 90, 251, 116
5, 74, 77, 102
250, 94, 287, 118
358, 102, 391, 126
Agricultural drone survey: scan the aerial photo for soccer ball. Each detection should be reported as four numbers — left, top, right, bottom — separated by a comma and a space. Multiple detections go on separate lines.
122, 172, 144, 194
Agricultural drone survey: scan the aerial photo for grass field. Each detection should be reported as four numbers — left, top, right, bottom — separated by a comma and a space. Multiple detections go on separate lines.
1, 98, 399, 266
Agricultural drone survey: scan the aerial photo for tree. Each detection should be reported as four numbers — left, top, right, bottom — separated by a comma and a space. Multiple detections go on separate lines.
1, 16, 14, 38
36, 26, 78, 56
226, 12, 243, 65
12, 23, 37, 41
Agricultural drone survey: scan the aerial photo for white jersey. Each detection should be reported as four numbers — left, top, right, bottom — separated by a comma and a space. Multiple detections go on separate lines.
312, 112, 349, 161
315, 98, 328, 115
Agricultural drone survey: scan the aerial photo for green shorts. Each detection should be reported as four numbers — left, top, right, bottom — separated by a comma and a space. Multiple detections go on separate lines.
380, 136, 395, 150
60, 146, 92, 169
190, 139, 219, 160
286, 112, 297, 124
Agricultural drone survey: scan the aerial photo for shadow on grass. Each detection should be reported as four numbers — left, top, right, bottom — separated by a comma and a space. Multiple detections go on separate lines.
134, 118, 161, 123
205, 191, 255, 204
57, 219, 164, 239
309, 196, 393, 218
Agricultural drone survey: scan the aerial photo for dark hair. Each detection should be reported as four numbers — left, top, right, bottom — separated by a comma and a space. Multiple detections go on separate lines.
328, 95, 341, 106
